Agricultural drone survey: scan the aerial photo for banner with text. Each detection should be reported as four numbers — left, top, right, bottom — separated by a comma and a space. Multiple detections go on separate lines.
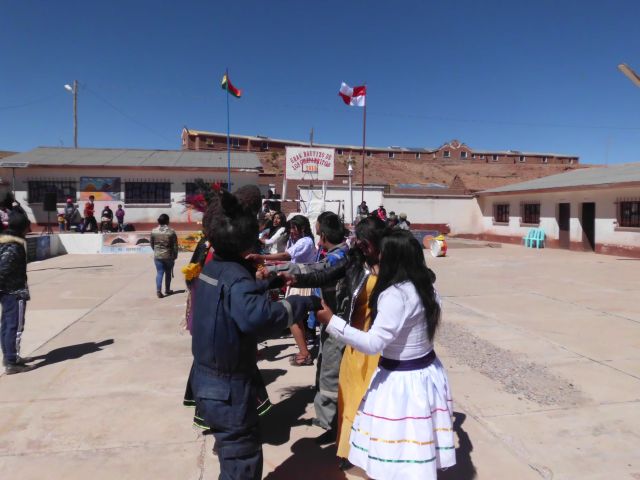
285, 147, 335, 181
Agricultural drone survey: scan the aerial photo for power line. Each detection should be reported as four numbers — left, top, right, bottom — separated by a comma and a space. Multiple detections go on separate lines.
0, 93, 63, 111
83, 86, 175, 146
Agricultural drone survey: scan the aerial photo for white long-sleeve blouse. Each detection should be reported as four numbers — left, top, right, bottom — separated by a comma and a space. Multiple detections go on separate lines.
326, 281, 434, 360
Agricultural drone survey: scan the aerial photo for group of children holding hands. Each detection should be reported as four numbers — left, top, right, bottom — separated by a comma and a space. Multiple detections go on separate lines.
186, 186, 455, 480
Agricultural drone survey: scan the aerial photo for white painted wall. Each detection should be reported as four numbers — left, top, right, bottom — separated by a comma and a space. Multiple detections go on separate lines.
5, 167, 259, 226
382, 196, 483, 234
478, 186, 640, 248
295, 186, 483, 234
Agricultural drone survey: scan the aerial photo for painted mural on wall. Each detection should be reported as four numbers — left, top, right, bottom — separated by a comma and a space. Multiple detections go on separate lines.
101, 231, 202, 254
79, 177, 122, 201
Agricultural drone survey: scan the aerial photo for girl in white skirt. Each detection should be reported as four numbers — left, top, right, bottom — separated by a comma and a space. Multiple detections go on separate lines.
316, 229, 455, 479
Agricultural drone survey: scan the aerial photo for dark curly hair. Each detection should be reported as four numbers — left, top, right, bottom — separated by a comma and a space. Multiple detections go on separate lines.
203, 189, 258, 258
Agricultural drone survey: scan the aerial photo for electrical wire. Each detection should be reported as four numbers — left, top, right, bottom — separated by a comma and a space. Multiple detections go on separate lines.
83, 86, 175, 146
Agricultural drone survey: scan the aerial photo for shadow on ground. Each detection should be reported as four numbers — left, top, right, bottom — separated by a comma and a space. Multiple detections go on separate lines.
438, 412, 477, 480
261, 368, 287, 387
258, 342, 294, 362
30, 339, 114, 370
264, 437, 347, 480
260, 386, 316, 446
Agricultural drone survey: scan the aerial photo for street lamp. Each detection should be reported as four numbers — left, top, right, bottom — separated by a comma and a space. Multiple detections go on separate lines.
618, 64, 640, 88
64, 80, 78, 148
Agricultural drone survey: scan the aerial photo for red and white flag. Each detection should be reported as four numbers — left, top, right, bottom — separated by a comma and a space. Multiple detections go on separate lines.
339, 82, 366, 107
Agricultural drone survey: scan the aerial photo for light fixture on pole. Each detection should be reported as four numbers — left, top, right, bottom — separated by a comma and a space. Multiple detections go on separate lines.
618, 64, 640, 88
64, 80, 79, 148
347, 157, 354, 225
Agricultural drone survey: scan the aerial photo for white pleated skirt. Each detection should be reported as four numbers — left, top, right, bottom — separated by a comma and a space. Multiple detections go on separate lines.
348, 357, 455, 480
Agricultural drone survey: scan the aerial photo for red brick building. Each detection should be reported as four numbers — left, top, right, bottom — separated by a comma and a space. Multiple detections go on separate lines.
181, 129, 579, 166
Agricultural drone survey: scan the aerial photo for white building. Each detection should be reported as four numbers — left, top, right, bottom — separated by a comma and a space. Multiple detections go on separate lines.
0, 147, 263, 228
474, 163, 640, 257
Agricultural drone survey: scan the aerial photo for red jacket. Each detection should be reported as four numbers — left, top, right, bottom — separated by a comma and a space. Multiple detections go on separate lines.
84, 201, 95, 217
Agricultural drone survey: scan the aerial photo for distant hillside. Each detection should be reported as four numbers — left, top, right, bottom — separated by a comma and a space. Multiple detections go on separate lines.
258, 151, 593, 193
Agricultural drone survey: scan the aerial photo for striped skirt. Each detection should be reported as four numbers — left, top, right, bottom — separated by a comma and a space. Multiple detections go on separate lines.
348, 357, 455, 480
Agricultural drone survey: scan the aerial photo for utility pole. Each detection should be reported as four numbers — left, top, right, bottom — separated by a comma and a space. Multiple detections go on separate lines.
64, 81, 78, 148
73, 80, 78, 148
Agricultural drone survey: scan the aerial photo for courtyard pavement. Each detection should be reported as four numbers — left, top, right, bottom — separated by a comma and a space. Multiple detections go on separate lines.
0, 241, 638, 479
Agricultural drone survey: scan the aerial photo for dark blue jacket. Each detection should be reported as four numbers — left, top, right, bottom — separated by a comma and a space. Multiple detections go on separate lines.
191, 257, 315, 377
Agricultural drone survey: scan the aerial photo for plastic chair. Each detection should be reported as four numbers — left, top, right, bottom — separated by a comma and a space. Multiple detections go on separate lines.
530, 228, 545, 248
522, 228, 536, 247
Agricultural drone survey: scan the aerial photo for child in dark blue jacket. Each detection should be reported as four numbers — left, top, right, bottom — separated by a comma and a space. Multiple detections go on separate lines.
189, 189, 320, 480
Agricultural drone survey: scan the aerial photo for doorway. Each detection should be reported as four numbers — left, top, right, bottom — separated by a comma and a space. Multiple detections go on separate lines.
581, 202, 596, 251
558, 203, 570, 249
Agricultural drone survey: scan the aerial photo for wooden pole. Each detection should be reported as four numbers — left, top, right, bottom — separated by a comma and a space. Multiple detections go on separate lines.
361, 91, 366, 203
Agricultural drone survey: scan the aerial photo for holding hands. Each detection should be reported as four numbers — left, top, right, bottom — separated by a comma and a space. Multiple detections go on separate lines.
316, 300, 334, 325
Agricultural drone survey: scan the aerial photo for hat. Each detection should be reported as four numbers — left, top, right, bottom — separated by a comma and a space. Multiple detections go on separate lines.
399, 213, 407, 219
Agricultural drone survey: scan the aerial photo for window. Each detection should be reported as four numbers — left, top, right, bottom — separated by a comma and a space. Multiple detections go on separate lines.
27, 180, 77, 203
461, 151, 468, 159
493, 204, 510, 223
366, 151, 372, 157
231, 138, 240, 149
619, 200, 640, 228
521, 203, 540, 224
542, 156, 548, 164
336, 149, 343, 155
185, 181, 229, 197
443, 150, 451, 158
415, 152, 421, 159
388, 152, 395, 159
260, 141, 269, 151
125, 182, 171, 204
492, 154, 499, 162
519, 155, 526, 163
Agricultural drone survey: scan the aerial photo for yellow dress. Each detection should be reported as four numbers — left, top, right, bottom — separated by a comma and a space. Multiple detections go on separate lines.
336, 274, 380, 459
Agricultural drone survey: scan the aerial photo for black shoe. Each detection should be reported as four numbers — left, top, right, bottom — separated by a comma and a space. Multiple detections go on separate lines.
315, 429, 337, 445
5, 363, 34, 375
165, 290, 174, 296
338, 458, 354, 471
2, 356, 33, 367
157, 291, 164, 298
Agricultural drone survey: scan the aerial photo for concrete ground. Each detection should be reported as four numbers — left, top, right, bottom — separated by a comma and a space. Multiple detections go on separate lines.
0, 242, 638, 479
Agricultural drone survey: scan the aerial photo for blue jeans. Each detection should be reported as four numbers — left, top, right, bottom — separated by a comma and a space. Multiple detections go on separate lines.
154, 259, 174, 293
0, 293, 27, 365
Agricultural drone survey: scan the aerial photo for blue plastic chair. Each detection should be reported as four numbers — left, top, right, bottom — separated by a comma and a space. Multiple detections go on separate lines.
530, 228, 545, 248
522, 228, 536, 247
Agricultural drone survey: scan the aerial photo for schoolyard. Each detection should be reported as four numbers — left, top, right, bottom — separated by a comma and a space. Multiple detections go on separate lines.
0, 240, 638, 479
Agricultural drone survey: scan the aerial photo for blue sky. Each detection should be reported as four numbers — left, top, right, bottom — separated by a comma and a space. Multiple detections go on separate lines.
1, 0, 639, 164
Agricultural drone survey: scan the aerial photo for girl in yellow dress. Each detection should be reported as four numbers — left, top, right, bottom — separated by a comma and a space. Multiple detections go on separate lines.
288, 216, 387, 469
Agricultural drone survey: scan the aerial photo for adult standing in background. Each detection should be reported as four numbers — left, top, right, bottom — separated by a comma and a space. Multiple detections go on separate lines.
150, 214, 178, 298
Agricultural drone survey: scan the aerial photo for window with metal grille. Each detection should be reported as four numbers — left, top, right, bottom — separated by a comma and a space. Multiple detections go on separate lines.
493, 204, 510, 223
521, 203, 540, 224
415, 152, 421, 159
27, 180, 77, 203
619, 200, 640, 228
388, 151, 395, 159
125, 182, 171, 204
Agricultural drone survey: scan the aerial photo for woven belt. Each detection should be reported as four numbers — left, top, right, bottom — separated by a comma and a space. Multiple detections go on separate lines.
379, 349, 436, 371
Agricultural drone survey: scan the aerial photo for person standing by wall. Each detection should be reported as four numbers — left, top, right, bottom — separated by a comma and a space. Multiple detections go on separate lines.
150, 214, 178, 298
115, 204, 125, 232
63, 197, 79, 232
82, 195, 98, 233
0, 212, 33, 375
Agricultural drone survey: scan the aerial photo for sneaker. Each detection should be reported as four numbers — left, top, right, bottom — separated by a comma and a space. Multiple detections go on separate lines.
5, 363, 34, 375
338, 458, 354, 471
157, 291, 164, 298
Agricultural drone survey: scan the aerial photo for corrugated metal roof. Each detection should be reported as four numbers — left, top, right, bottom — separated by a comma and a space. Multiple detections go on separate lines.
478, 163, 640, 194
3, 147, 263, 170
